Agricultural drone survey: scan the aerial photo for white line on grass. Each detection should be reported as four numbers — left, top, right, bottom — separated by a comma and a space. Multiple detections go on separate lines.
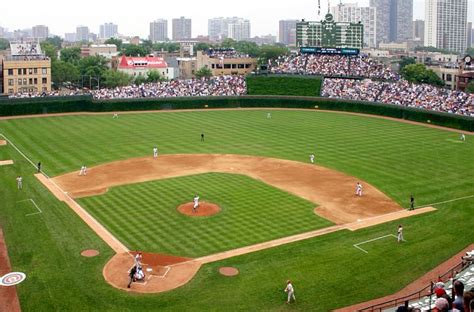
17, 199, 42, 216
353, 234, 398, 254
0, 133, 45, 176
414, 195, 474, 209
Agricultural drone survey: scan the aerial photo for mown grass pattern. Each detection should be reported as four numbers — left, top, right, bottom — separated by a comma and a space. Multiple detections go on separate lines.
79, 173, 331, 257
0, 110, 473, 311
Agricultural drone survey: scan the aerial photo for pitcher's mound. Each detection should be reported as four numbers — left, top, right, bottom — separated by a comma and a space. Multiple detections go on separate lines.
177, 202, 221, 217
219, 267, 239, 277
81, 249, 100, 257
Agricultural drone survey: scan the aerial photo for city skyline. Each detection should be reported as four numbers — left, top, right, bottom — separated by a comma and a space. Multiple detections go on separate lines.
0, 0, 472, 39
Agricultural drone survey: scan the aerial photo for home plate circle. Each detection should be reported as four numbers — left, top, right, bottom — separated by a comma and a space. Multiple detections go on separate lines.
0, 272, 26, 286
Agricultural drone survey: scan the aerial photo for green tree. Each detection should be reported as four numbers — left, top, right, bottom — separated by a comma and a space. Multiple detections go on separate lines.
134, 75, 147, 85
220, 38, 236, 49
398, 57, 416, 71
142, 40, 153, 50
45, 36, 63, 50
234, 41, 260, 57
105, 37, 123, 50
103, 70, 133, 88
466, 81, 474, 94
258, 44, 289, 63
152, 42, 179, 53
51, 60, 80, 87
0, 38, 9, 50
122, 44, 151, 56
40, 41, 58, 61
195, 42, 211, 51
60, 47, 81, 64
78, 56, 109, 88
401, 63, 444, 87
146, 70, 165, 83
194, 66, 212, 79
465, 47, 474, 57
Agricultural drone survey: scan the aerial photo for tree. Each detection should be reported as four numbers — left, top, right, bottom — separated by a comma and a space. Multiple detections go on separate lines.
0, 38, 9, 50
78, 56, 109, 88
152, 42, 179, 53
234, 41, 260, 57
258, 44, 289, 63
122, 44, 151, 57
398, 57, 416, 71
60, 47, 81, 64
45, 36, 63, 50
220, 38, 236, 49
134, 75, 147, 85
466, 47, 474, 57
401, 63, 444, 87
195, 42, 211, 51
146, 70, 165, 83
40, 41, 58, 61
103, 70, 133, 88
105, 37, 123, 50
51, 60, 80, 87
466, 81, 474, 94
194, 67, 212, 79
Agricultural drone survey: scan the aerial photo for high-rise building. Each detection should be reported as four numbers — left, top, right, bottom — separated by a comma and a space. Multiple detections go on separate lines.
227, 19, 251, 41
32, 25, 49, 41
172, 17, 192, 41
99, 23, 118, 39
331, 4, 377, 48
370, 0, 413, 44
208, 17, 251, 42
413, 20, 425, 44
279, 20, 298, 46
64, 33, 76, 42
0, 27, 5, 38
76, 26, 90, 42
425, 0, 468, 54
149, 19, 168, 42
467, 22, 473, 50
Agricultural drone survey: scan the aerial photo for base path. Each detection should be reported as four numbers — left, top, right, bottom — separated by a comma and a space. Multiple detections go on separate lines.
0, 229, 21, 312
52, 154, 403, 224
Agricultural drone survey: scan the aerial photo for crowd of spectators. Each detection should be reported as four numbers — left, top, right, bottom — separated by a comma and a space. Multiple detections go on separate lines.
322, 78, 474, 116
268, 53, 400, 80
206, 48, 250, 59
92, 76, 247, 100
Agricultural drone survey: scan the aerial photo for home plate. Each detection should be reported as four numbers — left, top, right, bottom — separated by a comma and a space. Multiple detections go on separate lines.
0, 160, 14, 166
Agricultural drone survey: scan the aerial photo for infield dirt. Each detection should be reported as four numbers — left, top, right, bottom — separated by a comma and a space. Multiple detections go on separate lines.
0, 229, 21, 312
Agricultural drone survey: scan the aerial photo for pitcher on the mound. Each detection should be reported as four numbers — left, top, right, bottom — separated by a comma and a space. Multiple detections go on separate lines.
193, 195, 200, 213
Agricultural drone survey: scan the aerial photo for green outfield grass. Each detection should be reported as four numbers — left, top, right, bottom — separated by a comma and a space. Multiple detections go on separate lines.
0, 109, 473, 311
79, 173, 331, 257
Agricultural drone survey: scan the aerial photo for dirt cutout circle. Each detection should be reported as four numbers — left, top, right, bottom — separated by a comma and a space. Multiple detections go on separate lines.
81, 249, 100, 257
219, 267, 239, 277
177, 202, 221, 217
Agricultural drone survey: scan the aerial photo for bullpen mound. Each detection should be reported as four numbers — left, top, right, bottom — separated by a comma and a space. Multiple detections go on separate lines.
177, 202, 221, 217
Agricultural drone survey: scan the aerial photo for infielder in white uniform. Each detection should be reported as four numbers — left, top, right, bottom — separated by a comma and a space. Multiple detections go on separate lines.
193, 195, 200, 213
16, 176, 23, 190
267, 112, 272, 119
309, 154, 315, 164
460, 134, 466, 141
356, 182, 363, 197
153, 147, 158, 158
284, 280, 296, 304
79, 166, 86, 176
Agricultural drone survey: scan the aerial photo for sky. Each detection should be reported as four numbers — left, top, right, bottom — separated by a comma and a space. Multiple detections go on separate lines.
0, 0, 473, 38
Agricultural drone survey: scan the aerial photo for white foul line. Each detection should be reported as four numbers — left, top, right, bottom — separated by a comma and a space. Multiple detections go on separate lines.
17, 199, 42, 216
353, 234, 398, 254
414, 194, 474, 209
0, 133, 45, 176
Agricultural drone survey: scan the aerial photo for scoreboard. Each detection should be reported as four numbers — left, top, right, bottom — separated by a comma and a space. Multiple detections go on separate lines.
300, 47, 360, 55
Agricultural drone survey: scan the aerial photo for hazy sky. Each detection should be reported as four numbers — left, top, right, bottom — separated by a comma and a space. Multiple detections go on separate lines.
1, 0, 473, 38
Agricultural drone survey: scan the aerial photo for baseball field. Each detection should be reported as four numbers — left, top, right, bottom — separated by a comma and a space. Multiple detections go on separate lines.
0, 109, 473, 311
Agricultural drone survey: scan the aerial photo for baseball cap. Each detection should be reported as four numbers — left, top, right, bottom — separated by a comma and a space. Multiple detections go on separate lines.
435, 287, 446, 297
434, 297, 448, 310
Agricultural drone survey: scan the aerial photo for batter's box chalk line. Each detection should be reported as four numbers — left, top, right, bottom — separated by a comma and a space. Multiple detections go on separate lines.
17, 199, 43, 216
353, 234, 404, 254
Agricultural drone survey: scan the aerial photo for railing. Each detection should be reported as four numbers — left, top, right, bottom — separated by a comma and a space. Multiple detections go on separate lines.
358, 259, 473, 312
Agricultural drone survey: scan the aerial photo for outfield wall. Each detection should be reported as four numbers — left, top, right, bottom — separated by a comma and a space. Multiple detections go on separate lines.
0, 95, 472, 132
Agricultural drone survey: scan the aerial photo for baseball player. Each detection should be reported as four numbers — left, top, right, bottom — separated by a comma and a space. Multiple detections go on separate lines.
309, 154, 315, 164
201, 133, 205, 142
356, 182, 363, 197
284, 280, 296, 304
135, 252, 143, 267
193, 195, 200, 213
83, 166, 88, 176
267, 112, 272, 119
460, 133, 466, 141
153, 147, 158, 159
410, 195, 415, 210
397, 225, 404, 243
79, 166, 85, 176
16, 176, 23, 190
113, 113, 119, 119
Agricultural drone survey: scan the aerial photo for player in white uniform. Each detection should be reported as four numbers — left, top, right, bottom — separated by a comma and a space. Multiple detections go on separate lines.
153, 147, 158, 158
309, 154, 315, 164
113, 113, 119, 119
284, 280, 296, 304
460, 134, 466, 141
79, 166, 85, 176
397, 225, 404, 243
16, 176, 23, 190
193, 195, 200, 213
356, 182, 363, 197
267, 112, 272, 119
83, 166, 87, 176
